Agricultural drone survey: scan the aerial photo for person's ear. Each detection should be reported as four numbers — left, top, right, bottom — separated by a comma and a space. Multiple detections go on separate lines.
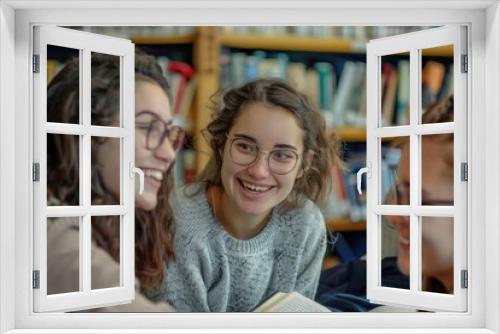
297, 149, 314, 179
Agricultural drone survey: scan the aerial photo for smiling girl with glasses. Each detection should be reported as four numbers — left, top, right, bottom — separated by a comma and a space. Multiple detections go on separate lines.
144, 79, 342, 312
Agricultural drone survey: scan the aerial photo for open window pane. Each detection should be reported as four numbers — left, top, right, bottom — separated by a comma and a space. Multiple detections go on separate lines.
91, 137, 122, 205
381, 137, 408, 205
47, 134, 80, 206
47, 217, 80, 295
47, 45, 80, 124
381, 215, 409, 290
421, 216, 454, 294
91, 52, 121, 127
366, 26, 467, 312
421, 134, 454, 206
91, 216, 121, 289
421, 45, 454, 123
380, 53, 409, 127
34, 25, 135, 313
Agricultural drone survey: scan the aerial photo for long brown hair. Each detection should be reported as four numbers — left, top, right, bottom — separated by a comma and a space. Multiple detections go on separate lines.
47, 51, 174, 288
198, 78, 342, 208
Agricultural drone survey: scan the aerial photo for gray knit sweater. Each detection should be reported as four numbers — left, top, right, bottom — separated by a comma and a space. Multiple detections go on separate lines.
145, 185, 327, 312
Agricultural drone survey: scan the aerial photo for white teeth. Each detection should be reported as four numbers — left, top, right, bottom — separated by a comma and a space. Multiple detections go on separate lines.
144, 169, 163, 182
399, 236, 409, 245
240, 180, 271, 193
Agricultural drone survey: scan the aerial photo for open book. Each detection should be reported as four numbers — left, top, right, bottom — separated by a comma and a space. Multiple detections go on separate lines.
254, 292, 331, 313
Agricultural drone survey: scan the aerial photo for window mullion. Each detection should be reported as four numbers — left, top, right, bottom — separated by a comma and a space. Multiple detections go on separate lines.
409, 47, 421, 293
81, 48, 92, 294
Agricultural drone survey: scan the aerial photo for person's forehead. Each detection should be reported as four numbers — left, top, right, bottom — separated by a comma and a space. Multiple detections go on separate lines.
135, 81, 171, 122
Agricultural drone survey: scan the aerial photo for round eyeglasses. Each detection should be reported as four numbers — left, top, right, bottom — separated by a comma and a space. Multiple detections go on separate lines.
136, 116, 185, 152
228, 136, 300, 175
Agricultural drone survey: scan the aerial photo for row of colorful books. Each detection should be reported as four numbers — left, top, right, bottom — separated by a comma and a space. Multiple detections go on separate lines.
381, 59, 453, 127
221, 50, 453, 129
219, 50, 366, 128
220, 26, 434, 41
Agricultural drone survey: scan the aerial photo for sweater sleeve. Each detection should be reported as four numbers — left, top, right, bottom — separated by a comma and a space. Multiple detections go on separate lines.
294, 205, 327, 299
161, 222, 218, 312
164, 253, 211, 311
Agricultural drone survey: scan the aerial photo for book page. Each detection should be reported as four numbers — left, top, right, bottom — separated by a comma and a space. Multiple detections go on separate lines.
255, 292, 331, 313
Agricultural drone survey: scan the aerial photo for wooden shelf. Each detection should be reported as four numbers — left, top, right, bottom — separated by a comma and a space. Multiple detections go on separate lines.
220, 33, 366, 54
131, 34, 196, 45
422, 45, 453, 57
327, 218, 366, 232
131, 33, 453, 58
330, 127, 366, 142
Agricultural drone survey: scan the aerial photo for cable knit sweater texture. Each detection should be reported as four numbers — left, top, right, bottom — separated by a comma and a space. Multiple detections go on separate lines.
144, 185, 327, 312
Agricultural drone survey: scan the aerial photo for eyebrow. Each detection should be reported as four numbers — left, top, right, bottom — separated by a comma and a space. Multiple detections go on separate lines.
136, 110, 172, 125
232, 133, 299, 151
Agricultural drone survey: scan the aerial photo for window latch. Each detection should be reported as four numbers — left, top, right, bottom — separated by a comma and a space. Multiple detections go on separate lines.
130, 162, 144, 195
356, 162, 371, 195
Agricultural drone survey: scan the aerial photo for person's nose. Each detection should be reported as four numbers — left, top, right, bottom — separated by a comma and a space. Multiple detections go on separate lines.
155, 137, 176, 164
247, 152, 271, 178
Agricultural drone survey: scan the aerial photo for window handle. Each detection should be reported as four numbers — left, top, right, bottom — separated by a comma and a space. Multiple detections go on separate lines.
130, 162, 144, 195
356, 163, 370, 195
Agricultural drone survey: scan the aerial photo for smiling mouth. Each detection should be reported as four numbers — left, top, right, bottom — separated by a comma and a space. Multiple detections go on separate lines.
238, 179, 273, 193
144, 169, 164, 182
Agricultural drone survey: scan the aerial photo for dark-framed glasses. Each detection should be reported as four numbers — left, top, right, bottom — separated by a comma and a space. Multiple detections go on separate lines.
228, 136, 300, 175
136, 113, 186, 152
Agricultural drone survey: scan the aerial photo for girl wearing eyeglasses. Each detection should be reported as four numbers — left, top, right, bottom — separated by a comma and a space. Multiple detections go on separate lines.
46, 50, 185, 311
144, 79, 341, 312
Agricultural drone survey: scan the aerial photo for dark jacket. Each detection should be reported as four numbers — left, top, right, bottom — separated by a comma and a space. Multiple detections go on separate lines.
315, 257, 409, 312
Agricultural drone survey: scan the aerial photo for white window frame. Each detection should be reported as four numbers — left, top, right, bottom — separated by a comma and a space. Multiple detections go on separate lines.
0, 1, 498, 333
365, 25, 468, 312
32, 26, 136, 312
